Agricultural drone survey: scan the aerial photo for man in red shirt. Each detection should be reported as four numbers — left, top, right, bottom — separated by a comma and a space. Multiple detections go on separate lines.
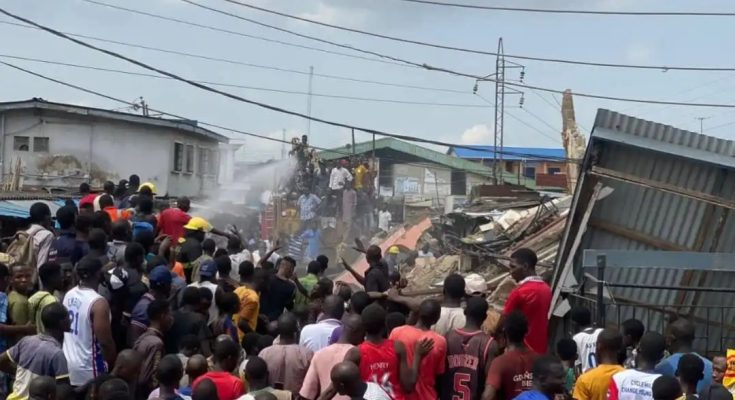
482, 311, 538, 400
503, 248, 552, 354
389, 299, 447, 400
78, 182, 97, 213
158, 197, 192, 244
192, 338, 244, 400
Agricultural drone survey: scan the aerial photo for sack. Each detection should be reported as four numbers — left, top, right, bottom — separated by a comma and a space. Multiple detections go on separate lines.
4, 229, 38, 267
723, 348, 735, 390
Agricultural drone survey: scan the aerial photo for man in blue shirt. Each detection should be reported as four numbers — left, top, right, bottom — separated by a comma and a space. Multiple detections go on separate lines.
514, 355, 567, 400
655, 319, 713, 392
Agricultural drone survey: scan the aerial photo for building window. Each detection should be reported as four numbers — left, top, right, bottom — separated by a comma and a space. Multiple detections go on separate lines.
33, 137, 49, 153
548, 167, 562, 175
173, 142, 184, 172
185, 145, 195, 173
523, 167, 536, 178
209, 150, 218, 176
13, 136, 29, 151
198, 147, 209, 174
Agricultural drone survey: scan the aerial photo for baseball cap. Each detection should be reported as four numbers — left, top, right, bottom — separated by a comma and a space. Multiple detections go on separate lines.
388, 246, 400, 254
149, 265, 173, 286
199, 260, 218, 278
184, 217, 212, 232
464, 273, 487, 295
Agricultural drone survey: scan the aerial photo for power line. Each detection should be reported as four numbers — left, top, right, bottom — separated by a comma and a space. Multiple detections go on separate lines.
474, 93, 561, 145
214, 0, 735, 72
392, 0, 735, 17
0, 54, 492, 109
0, 8, 578, 163
0, 20, 467, 95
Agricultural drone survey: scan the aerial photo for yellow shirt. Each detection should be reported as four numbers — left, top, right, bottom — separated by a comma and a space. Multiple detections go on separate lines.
233, 286, 259, 340
573, 364, 625, 400
353, 165, 368, 190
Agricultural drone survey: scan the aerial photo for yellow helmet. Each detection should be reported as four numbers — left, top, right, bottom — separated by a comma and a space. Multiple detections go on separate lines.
388, 245, 400, 254
183, 216, 212, 232
139, 182, 157, 195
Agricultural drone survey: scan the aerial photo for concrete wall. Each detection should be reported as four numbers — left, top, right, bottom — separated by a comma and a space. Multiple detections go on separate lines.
0, 109, 220, 196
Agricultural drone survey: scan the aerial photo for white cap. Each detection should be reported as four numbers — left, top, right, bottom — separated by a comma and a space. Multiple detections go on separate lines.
464, 273, 487, 295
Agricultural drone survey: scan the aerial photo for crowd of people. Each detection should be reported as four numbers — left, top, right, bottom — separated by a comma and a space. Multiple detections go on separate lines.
0, 174, 727, 400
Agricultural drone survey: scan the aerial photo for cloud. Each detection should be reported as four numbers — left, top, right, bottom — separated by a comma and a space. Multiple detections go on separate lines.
298, 2, 369, 27
460, 124, 492, 145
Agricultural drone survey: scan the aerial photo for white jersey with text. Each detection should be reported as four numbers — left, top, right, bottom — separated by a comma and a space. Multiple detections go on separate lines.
62, 286, 109, 386
574, 327, 603, 373
608, 369, 661, 400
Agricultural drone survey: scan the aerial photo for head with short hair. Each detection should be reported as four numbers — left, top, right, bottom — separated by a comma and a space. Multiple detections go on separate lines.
75, 213, 93, 235
181, 287, 201, 308
622, 318, 645, 347
201, 239, 216, 255
39, 262, 63, 292
97, 378, 130, 400
42, 302, 71, 334
570, 306, 593, 329
103, 181, 115, 195
186, 354, 209, 383
98, 194, 114, 209
596, 328, 624, 362
556, 338, 577, 362
713, 355, 727, 384
245, 356, 269, 389
147, 299, 173, 332
177, 197, 191, 212
503, 311, 529, 345
638, 332, 667, 366
111, 220, 131, 242
365, 245, 382, 264
88, 228, 108, 252
322, 295, 345, 321
676, 353, 705, 389
138, 196, 154, 214
198, 287, 213, 314
227, 237, 242, 253
307, 261, 322, 276
215, 291, 240, 315
192, 378, 218, 400
129, 174, 140, 188
330, 361, 363, 397
56, 205, 77, 230
212, 337, 241, 372
277, 256, 296, 278
349, 291, 371, 315
385, 312, 406, 336
418, 299, 441, 327
443, 273, 466, 300
79, 182, 91, 195
337, 284, 352, 303
75, 256, 103, 284
214, 255, 232, 277
361, 303, 387, 336
532, 355, 567, 395
112, 349, 143, 383
316, 255, 329, 273
653, 376, 683, 400
134, 229, 155, 252
124, 242, 146, 268
241, 332, 261, 356
277, 312, 299, 339
28, 375, 56, 400
464, 296, 489, 326
156, 354, 184, 387
238, 261, 255, 281
29, 202, 52, 226
667, 319, 696, 352
509, 248, 538, 282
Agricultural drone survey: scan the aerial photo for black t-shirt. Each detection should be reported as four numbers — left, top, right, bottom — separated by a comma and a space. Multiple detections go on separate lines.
259, 276, 296, 321
166, 309, 210, 354
179, 238, 202, 263
365, 266, 390, 293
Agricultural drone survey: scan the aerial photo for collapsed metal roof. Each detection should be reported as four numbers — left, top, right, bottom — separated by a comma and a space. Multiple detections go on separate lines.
552, 109, 735, 354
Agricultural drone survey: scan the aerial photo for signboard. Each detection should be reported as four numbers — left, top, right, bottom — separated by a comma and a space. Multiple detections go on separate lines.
394, 177, 420, 195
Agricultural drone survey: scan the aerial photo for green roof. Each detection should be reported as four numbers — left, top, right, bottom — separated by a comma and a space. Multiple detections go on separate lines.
318, 137, 535, 188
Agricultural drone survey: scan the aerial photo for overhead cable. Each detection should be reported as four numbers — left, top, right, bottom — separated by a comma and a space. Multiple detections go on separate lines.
0, 8, 578, 162
0, 20, 465, 95
392, 0, 735, 17
0, 54, 491, 108
212, 0, 735, 72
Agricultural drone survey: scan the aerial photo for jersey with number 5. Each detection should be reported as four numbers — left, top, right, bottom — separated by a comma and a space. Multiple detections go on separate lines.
358, 339, 405, 400
443, 328, 494, 400
62, 286, 109, 386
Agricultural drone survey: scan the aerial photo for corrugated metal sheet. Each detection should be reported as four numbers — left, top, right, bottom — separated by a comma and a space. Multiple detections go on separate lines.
554, 109, 735, 354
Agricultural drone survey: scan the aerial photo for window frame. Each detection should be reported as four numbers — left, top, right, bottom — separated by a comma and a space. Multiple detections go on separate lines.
13, 136, 30, 152
33, 137, 49, 153
173, 142, 184, 172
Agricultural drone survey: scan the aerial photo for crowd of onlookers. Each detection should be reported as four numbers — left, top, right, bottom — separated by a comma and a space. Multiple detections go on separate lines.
0, 174, 729, 400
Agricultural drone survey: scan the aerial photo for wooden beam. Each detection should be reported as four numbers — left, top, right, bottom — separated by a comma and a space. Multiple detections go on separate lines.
588, 218, 690, 251
590, 166, 735, 210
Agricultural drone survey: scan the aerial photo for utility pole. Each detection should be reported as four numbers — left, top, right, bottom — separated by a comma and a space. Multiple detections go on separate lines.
306, 66, 314, 136
695, 116, 711, 134
474, 38, 525, 184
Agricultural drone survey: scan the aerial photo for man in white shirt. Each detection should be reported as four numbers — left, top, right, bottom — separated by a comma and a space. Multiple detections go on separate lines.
331, 361, 392, 400
329, 161, 353, 191
300, 296, 344, 353
378, 206, 392, 233
608, 332, 665, 400
571, 306, 603, 374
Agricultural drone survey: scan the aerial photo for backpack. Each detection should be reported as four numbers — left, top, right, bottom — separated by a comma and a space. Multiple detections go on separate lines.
3, 229, 38, 267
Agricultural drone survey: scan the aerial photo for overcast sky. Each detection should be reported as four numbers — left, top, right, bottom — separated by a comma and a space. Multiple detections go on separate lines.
3, 0, 735, 161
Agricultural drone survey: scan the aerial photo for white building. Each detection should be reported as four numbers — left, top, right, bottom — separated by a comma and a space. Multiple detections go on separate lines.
0, 98, 230, 197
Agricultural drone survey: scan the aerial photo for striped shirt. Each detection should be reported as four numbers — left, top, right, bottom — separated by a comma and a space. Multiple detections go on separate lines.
7, 334, 69, 400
